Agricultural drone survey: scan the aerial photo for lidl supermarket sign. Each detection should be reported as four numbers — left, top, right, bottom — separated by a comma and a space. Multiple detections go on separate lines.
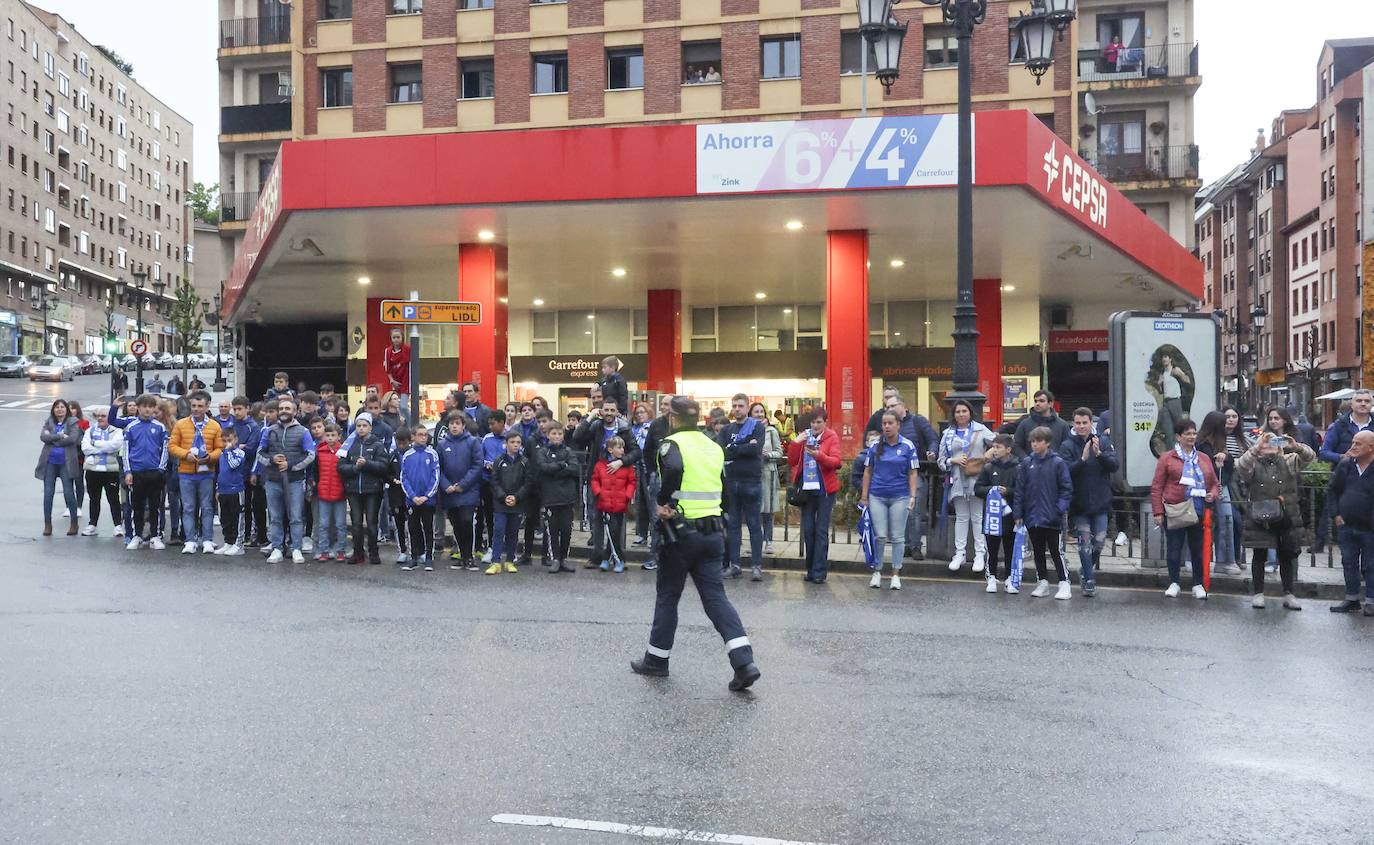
696, 116, 961, 194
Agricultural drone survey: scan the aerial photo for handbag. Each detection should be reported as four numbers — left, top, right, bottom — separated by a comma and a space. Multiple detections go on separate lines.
787, 485, 813, 507
1248, 498, 1285, 526
1163, 498, 1199, 529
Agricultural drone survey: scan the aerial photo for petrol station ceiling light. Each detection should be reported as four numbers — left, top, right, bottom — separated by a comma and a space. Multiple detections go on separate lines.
611, 267, 627, 278
532, 298, 545, 307
477, 230, 496, 241
755, 292, 767, 300
1001, 284, 1016, 292
356, 276, 371, 285
587, 313, 595, 319
890, 258, 905, 268
785, 220, 804, 231
498, 296, 509, 304
783, 308, 792, 314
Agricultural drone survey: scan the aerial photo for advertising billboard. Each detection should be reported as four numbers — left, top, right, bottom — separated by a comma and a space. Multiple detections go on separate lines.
1109, 312, 1220, 490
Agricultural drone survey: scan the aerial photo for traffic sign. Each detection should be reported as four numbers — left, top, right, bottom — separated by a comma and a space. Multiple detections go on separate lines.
130, 339, 148, 356
379, 300, 482, 325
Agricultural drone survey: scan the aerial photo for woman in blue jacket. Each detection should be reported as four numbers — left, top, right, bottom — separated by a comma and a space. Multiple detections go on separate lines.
437, 415, 484, 569
1013, 426, 1074, 600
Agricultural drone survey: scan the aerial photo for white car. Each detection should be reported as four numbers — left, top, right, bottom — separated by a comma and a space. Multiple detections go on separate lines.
28, 355, 75, 381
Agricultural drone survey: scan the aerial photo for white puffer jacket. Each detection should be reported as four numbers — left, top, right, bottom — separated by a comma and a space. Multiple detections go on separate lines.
82, 423, 124, 473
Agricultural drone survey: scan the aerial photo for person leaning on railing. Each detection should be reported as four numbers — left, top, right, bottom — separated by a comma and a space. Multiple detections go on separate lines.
1234, 429, 1314, 610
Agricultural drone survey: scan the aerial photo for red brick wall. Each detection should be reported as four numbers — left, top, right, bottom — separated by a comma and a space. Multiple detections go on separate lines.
883, 10, 923, 100
302, 0, 319, 50
568, 0, 603, 28
352, 50, 387, 132
353, 1, 386, 44
801, 15, 839, 106
643, 0, 679, 22
494, 0, 529, 34
970, 3, 1009, 97
568, 32, 605, 120
303, 54, 319, 135
495, 39, 531, 123
721, 0, 758, 14
423, 44, 458, 128
722, 21, 760, 110
1053, 94, 1072, 145
643, 27, 681, 114
801, 0, 839, 8
422, 0, 457, 39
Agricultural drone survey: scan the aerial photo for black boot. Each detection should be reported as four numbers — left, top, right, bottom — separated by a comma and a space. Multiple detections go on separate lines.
1330, 599, 1362, 613
729, 663, 761, 692
630, 656, 669, 677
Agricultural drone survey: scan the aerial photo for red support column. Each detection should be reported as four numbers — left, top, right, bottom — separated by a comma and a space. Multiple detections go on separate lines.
973, 278, 1003, 427
458, 243, 510, 403
646, 288, 682, 394
365, 296, 388, 392
825, 230, 870, 458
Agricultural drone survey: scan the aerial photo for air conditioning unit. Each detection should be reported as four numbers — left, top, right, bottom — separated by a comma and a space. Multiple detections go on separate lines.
316, 330, 343, 359
1048, 306, 1072, 328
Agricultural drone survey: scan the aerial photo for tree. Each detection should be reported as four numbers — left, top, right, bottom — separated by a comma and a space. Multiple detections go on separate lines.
189, 182, 220, 225
95, 45, 134, 78
169, 280, 203, 389
1291, 325, 1324, 421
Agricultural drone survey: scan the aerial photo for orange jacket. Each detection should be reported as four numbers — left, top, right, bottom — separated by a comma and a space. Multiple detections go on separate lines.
168, 415, 224, 475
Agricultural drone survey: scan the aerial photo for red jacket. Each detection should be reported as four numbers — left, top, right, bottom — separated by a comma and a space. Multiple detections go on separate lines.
316, 441, 345, 502
787, 427, 843, 495
382, 342, 410, 393
1150, 448, 1220, 517
591, 459, 637, 514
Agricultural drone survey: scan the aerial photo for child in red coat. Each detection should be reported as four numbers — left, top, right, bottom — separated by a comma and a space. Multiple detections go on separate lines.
314, 425, 347, 561
590, 436, 637, 573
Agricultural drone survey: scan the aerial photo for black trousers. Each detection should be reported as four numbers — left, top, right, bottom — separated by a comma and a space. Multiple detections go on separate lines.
983, 531, 1017, 580
348, 491, 381, 559
445, 504, 477, 559
217, 492, 243, 545
247, 482, 268, 545
390, 504, 409, 554
130, 470, 165, 540
646, 527, 753, 670
521, 497, 543, 560
85, 470, 120, 528
1251, 547, 1296, 594
476, 484, 493, 550
546, 504, 574, 562
592, 510, 626, 564
1028, 526, 1068, 582
407, 503, 436, 562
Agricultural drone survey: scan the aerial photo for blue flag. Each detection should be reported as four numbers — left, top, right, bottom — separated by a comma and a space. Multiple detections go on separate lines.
858, 505, 878, 570
1009, 525, 1029, 590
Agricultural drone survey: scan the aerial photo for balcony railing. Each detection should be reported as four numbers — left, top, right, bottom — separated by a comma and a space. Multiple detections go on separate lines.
220, 102, 292, 135
219, 191, 259, 224
1078, 42, 1199, 83
219, 16, 291, 49
1088, 144, 1200, 183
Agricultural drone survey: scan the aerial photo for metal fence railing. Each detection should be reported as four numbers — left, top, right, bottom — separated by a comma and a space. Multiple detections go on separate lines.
1078, 42, 1199, 83
219, 191, 259, 224
219, 16, 291, 49
1090, 144, 1199, 182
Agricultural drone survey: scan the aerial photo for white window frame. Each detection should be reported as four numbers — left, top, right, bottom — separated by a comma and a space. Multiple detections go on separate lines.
117, 181, 127, 203
43, 207, 55, 233
116, 247, 127, 268
116, 149, 127, 171
57, 70, 68, 96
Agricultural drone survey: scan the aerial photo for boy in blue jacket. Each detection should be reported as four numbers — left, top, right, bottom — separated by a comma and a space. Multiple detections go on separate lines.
438, 414, 484, 569
214, 427, 247, 556
122, 394, 169, 551
400, 426, 441, 572
477, 410, 507, 563
1013, 426, 1073, 600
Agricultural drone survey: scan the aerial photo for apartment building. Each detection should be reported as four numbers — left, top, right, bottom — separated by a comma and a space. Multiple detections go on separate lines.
1074, 0, 1199, 248
0, 0, 191, 357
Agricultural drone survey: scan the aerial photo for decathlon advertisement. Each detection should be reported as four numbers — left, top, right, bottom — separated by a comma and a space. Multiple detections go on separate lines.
695, 115, 962, 194
1109, 311, 1220, 490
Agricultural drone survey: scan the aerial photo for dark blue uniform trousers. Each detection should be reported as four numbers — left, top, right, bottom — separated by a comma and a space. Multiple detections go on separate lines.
648, 526, 754, 669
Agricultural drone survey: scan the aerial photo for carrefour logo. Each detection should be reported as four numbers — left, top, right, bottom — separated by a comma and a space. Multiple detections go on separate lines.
1041, 142, 1108, 229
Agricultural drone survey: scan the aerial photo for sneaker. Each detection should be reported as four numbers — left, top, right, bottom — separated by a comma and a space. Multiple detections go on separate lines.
1330, 599, 1362, 613
985, 576, 998, 594
396, 553, 410, 565
1164, 582, 1181, 598
869, 571, 882, 589
909, 548, 925, 561
80, 524, 97, 536
301, 536, 314, 552
1192, 585, 1208, 600
1265, 563, 1278, 575
449, 561, 462, 570
421, 560, 432, 571
599, 560, 611, 572
1004, 578, 1019, 595
62, 508, 70, 518
181, 541, 197, 555
125, 537, 143, 551
948, 553, 965, 572
724, 563, 742, 579
1282, 593, 1302, 611
1114, 532, 1128, 546
889, 574, 902, 591
1083, 580, 1097, 598
267, 549, 283, 564
1250, 592, 1267, 609
632, 536, 648, 547
1055, 581, 1072, 600
260, 543, 274, 554
642, 560, 657, 571
202, 541, 216, 554
617, 561, 627, 574
1363, 603, 1374, 617
485, 562, 501, 574
291, 549, 305, 564
149, 537, 166, 551
314, 553, 330, 562
401, 562, 417, 571
223, 544, 245, 557
464, 559, 481, 572
1213, 563, 1244, 577
481, 549, 493, 564
113, 525, 125, 537
972, 555, 986, 574
1031, 580, 1051, 598
503, 561, 518, 573
332, 552, 347, 561
764, 541, 775, 555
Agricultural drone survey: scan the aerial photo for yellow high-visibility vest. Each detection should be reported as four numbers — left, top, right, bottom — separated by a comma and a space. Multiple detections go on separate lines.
664, 430, 724, 519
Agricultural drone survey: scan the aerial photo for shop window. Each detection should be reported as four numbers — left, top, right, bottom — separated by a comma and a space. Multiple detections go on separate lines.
632, 308, 648, 354
683, 41, 721, 84
593, 309, 631, 354
416, 325, 458, 357
756, 305, 795, 351
607, 48, 644, 91
322, 68, 353, 107
389, 63, 422, 103
925, 27, 959, 69
718, 306, 755, 352
886, 300, 925, 349
557, 309, 592, 354
690, 306, 716, 353
532, 53, 568, 95
761, 36, 801, 80
868, 302, 886, 349
840, 31, 878, 75
460, 58, 494, 99
795, 304, 824, 350
321, 0, 352, 20
531, 310, 557, 355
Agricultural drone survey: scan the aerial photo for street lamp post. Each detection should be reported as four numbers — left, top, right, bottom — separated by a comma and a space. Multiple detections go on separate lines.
860, 0, 1074, 419
129, 269, 148, 394
201, 285, 226, 392
1250, 303, 1268, 412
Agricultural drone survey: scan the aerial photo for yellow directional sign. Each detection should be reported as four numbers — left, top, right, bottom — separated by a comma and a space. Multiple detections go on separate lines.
379, 300, 482, 325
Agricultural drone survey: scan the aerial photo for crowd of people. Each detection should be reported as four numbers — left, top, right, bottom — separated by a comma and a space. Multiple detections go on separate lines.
29, 362, 1374, 616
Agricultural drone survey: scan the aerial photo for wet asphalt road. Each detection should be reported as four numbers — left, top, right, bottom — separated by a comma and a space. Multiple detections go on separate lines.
3, 390, 1374, 845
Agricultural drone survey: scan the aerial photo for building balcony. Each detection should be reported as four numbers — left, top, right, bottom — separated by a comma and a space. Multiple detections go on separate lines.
219, 16, 291, 51
1086, 144, 1200, 188
219, 191, 259, 226
1078, 42, 1200, 88
220, 102, 292, 137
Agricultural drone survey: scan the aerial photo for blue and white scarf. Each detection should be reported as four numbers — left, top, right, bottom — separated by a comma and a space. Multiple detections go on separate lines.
802, 432, 821, 490
985, 487, 1007, 537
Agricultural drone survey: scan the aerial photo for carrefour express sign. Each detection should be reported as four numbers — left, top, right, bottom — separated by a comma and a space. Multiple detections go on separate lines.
696, 116, 961, 194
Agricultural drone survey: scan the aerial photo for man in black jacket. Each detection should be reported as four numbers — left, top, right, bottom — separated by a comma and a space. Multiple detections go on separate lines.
1328, 430, 1374, 615
717, 392, 765, 581
1012, 390, 1072, 457
636, 394, 674, 570
1059, 408, 1118, 597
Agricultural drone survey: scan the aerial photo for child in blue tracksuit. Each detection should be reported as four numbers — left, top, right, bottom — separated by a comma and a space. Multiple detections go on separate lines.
215, 427, 247, 554
478, 410, 508, 562
400, 426, 441, 572
122, 395, 170, 549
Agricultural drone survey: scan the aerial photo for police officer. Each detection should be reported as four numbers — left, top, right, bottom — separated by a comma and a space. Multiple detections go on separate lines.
631, 396, 761, 691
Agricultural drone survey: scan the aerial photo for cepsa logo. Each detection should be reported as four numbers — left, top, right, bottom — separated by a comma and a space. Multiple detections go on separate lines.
1042, 142, 1108, 229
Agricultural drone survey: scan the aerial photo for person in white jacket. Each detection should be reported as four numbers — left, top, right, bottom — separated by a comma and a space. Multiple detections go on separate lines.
81, 407, 125, 536
936, 400, 994, 572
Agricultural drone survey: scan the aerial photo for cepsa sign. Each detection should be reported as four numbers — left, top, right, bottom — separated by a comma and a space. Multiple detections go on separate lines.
1042, 141, 1108, 229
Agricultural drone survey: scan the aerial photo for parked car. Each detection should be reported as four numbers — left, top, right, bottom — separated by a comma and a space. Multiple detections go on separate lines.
152, 352, 174, 369
170, 353, 185, 368
28, 355, 75, 382
141, 353, 158, 370
0, 354, 31, 377
74, 353, 101, 374
118, 354, 137, 371
97, 355, 115, 373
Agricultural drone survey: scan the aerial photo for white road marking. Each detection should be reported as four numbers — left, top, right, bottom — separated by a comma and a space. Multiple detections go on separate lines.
490, 814, 838, 845
0, 400, 31, 407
